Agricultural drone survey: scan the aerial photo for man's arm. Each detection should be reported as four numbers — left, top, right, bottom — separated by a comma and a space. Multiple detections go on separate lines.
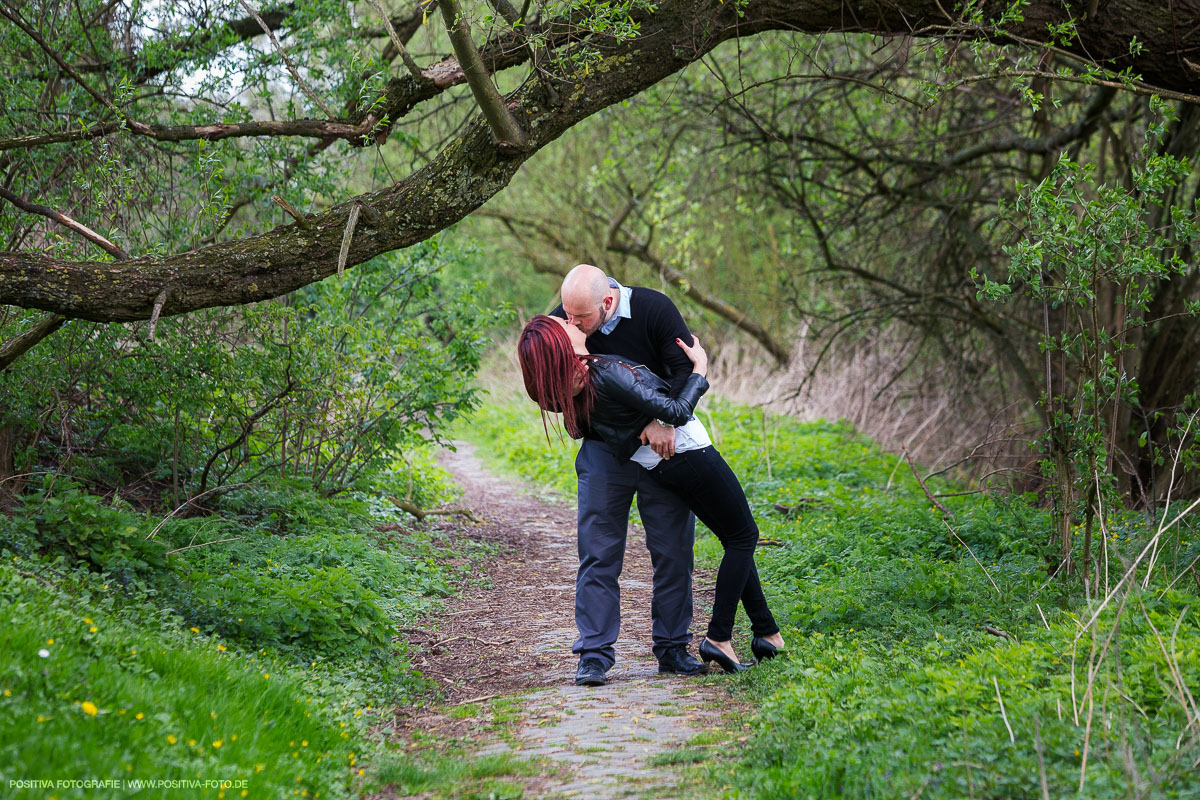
642, 292, 694, 458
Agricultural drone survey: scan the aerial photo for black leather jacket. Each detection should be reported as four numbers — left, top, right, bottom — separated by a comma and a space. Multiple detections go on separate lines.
585, 355, 709, 461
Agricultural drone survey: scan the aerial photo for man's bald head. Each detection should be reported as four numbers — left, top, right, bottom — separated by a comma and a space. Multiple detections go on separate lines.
561, 264, 618, 336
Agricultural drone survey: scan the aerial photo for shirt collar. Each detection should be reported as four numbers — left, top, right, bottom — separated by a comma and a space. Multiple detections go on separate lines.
598, 278, 632, 335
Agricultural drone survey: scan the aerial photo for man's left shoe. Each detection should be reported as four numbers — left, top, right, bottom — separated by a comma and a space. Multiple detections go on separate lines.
657, 645, 708, 676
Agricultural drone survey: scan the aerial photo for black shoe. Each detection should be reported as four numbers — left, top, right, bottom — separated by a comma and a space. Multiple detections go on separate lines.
699, 639, 752, 674
751, 636, 781, 662
657, 645, 708, 676
575, 657, 608, 686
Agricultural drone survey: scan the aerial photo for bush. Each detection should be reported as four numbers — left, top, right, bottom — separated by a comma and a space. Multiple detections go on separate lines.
10, 477, 167, 577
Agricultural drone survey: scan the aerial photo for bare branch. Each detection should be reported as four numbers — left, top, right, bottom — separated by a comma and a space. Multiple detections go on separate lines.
371, 0, 426, 79
272, 195, 312, 230
0, 185, 130, 260
606, 227, 792, 365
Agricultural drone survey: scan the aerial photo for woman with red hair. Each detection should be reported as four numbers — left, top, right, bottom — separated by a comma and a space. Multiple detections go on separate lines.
517, 314, 785, 673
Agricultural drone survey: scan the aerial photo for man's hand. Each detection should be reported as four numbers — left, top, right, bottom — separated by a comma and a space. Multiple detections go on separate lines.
640, 419, 676, 459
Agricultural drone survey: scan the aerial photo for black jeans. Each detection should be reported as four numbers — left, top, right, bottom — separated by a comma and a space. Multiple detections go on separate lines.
648, 446, 779, 642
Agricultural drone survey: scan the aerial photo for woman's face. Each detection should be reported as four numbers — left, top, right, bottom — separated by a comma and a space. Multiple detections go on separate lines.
553, 315, 588, 353
550, 316, 588, 394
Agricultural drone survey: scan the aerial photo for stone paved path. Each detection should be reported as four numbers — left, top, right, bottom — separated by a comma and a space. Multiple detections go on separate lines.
384, 442, 731, 799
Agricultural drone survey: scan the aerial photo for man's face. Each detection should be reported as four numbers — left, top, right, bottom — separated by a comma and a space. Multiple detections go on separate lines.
562, 293, 612, 337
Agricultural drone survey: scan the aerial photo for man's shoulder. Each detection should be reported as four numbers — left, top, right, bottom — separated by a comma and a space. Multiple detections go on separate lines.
627, 286, 681, 319
628, 286, 675, 306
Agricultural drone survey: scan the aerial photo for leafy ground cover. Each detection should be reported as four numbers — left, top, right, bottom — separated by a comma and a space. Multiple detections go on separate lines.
462, 389, 1200, 799
0, 449, 540, 800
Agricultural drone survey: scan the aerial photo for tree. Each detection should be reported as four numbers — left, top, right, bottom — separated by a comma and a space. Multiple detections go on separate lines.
1, 0, 1198, 351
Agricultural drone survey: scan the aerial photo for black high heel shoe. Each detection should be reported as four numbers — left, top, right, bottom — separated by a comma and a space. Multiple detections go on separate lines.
750, 637, 782, 662
699, 639, 752, 674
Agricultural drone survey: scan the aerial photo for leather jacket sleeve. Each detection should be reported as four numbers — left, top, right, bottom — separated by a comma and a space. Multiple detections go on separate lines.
594, 360, 709, 426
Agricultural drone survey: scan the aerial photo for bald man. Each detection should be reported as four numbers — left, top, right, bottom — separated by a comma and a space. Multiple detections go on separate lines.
552, 264, 706, 686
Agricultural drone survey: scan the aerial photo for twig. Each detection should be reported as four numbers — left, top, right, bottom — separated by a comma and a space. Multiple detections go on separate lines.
984, 625, 1015, 641
903, 444, 954, 519
272, 195, 312, 230
1077, 494, 1200, 636
237, 0, 336, 118
1035, 603, 1051, 630
943, 519, 1001, 595
389, 496, 480, 523
454, 693, 501, 705
993, 675, 1015, 743
371, 0, 425, 79
1033, 715, 1051, 800
337, 204, 361, 277
145, 482, 254, 539
147, 287, 169, 340
13, 568, 55, 589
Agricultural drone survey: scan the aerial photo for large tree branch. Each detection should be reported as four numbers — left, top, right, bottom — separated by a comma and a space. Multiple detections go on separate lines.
1, 0, 1197, 321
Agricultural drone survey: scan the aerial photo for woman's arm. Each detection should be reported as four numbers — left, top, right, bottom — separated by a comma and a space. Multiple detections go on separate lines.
596, 360, 709, 427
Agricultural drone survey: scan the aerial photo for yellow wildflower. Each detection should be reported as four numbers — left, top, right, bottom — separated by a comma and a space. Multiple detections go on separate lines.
80, 701, 98, 716
167, 735, 177, 744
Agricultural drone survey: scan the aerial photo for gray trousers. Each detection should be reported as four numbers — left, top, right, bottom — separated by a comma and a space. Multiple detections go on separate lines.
573, 438, 696, 668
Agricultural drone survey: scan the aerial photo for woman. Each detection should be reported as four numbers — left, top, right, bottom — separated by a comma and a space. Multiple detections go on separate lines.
517, 314, 785, 673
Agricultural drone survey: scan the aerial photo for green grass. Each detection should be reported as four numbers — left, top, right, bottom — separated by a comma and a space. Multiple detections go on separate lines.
459, 394, 1200, 800
0, 447, 512, 798
0, 561, 363, 798
370, 751, 545, 799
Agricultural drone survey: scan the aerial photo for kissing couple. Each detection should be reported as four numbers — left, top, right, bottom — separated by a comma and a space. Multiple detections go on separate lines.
517, 264, 785, 686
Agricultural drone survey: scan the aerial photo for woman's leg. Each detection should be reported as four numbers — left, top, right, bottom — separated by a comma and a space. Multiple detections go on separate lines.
649, 447, 772, 642
741, 562, 780, 638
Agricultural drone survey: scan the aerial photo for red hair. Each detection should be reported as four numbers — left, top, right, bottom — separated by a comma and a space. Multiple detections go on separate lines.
517, 315, 594, 438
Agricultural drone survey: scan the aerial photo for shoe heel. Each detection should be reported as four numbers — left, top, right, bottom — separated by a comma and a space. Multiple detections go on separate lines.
751, 637, 780, 662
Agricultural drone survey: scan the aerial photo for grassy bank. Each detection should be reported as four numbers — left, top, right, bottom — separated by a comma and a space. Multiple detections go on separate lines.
460, 389, 1200, 799
0, 449, 536, 800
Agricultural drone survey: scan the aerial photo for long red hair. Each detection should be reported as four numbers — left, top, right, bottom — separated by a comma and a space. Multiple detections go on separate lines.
517, 315, 594, 438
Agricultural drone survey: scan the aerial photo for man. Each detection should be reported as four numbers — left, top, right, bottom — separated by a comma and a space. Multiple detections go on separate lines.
552, 263, 706, 686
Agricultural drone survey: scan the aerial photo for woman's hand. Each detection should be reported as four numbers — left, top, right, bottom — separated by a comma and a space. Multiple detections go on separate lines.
676, 335, 707, 377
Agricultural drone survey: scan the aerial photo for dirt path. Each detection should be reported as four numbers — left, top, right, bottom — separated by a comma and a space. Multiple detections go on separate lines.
381, 442, 730, 799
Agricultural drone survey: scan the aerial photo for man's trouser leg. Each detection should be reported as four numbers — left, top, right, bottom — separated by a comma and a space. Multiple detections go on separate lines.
572, 439, 638, 670
634, 466, 696, 660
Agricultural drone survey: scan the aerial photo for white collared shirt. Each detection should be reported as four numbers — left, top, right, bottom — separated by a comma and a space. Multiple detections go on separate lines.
630, 417, 713, 469
598, 277, 633, 335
